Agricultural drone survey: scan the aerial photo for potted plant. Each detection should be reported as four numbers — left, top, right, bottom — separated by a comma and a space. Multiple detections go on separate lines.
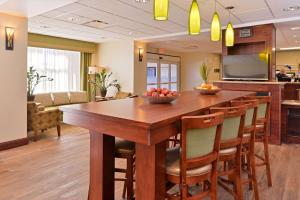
199, 63, 211, 87
90, 69, 121, 97
27, 67, 53, 101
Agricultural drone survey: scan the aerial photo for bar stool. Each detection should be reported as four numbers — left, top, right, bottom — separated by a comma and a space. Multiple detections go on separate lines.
165, 112, 224, 200
115, 139, 135, 200
210, 105, 246, 200
243, 96, 272, 187
231, 99, 259, 200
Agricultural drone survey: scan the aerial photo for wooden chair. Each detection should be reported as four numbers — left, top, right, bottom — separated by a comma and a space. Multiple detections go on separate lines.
243, 96, 272, 187
89, 140, 135, 200
231, 99, 259, 200
114, 139, 135, 200
210, 105, 246, 200
165, 112, 224, 200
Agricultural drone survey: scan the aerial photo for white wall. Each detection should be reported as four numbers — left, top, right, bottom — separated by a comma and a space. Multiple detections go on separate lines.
97, 40, 134, 93
0, 13, 27, 143
276, 50, 300, 72
181, 52, 221, 91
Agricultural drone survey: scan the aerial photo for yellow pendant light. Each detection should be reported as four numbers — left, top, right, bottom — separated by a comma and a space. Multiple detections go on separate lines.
211, 11, 221, 41
211, 0, 221, 41
189, 0, 201, 35
154, 0, 169, 21
225, 22, 234, 46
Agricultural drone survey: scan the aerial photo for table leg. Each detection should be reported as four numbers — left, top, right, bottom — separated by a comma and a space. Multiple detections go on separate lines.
135, 141, 166, 200
88, 131, 115, 200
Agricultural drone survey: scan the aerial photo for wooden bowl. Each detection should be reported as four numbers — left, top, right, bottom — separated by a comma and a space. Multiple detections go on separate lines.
194, 87, 221, 95
141, 95, 178, 104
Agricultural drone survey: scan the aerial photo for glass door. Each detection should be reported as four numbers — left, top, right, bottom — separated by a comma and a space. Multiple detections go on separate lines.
147, 59, 179, 91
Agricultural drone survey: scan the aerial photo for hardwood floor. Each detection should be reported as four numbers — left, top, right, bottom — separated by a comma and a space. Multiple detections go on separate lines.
0, 124, 299, 200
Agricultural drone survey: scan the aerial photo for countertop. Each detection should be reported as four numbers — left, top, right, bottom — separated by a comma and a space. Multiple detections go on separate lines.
214, 81, 286, 85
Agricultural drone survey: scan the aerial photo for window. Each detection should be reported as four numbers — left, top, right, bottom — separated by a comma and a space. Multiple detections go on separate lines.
146, 56, 180, 91
27, 47, 81, 93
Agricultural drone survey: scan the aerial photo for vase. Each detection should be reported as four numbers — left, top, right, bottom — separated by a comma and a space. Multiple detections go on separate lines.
100, 89, 107, 97
27, 95, 35, 102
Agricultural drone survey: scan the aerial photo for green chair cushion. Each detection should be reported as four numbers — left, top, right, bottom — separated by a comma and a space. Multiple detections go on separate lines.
186, 126, 217, 159
221, 116, 241, 141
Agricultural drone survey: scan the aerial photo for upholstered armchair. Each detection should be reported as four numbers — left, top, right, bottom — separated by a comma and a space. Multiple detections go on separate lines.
27, 102, 61, 141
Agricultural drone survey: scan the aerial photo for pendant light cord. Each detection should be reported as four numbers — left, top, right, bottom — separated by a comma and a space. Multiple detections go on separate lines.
214, 0, 216, 11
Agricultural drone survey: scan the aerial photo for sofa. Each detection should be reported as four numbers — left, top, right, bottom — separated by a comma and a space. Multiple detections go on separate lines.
34, 91, 88, 110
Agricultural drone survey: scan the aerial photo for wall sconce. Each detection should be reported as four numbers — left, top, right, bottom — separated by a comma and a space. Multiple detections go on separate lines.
5, 27, 15, 51
138, 48, 144, 62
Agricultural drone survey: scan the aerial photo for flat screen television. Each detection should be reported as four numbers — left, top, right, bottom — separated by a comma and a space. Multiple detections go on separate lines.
222, 54, 269, 81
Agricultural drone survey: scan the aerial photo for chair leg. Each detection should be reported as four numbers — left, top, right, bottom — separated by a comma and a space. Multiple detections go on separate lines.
246, 152, 253, 190
263, 136, 272, 187
126, 155, 134, 200
250, 142, 259, 200
211, 163, 218, 200
57, 125, 61, 137
34, 130, 39, 141
234, 153, 243, 200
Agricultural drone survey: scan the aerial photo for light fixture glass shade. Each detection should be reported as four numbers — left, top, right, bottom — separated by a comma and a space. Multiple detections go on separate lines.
225, 22, 234, 47
188, 0, 201, 35
211, 12, 221, 41
154, 0, 169, 20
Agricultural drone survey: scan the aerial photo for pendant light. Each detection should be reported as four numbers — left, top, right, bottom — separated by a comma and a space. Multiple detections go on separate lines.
188, 0, 201, 35
154, 0, 169, 21
225, 7, 235, 47
225, 22, 234, 46
211, 0, 221, 41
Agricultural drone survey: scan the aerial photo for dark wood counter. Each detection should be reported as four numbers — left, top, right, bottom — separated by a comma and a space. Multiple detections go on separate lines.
283, 83, 300, 100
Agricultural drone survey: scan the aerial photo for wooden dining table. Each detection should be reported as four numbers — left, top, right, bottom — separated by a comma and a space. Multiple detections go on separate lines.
60, 90, 254, 200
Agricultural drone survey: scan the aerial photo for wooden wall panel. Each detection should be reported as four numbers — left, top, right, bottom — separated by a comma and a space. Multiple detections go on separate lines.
222, 24, 276, 81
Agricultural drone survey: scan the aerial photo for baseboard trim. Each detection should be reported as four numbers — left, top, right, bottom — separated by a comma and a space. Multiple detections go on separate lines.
0, 138, 29, 151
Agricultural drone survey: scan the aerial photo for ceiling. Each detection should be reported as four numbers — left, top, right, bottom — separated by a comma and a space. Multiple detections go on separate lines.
0, 0, 300, 49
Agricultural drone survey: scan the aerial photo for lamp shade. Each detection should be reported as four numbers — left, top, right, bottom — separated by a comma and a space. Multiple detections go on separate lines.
225, 22, 234, 47
211, 12, 221, 41
154, 0, 169, 20
188, 0, 201, 35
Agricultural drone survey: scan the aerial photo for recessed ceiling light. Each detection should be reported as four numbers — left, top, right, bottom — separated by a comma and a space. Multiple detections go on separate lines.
283, 6, 300, 11
290, 27, 300, 31
68, 17, 79, 21
135, 0, 150, 3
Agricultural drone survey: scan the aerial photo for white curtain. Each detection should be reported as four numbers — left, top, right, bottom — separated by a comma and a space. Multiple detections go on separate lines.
27, 47, 80, 94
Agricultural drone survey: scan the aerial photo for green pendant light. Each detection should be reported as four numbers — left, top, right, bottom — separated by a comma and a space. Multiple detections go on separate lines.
225, 22, 234, 46
225, 7, 235, 47
188, 0, 201, 35
211, 0, 221, 41
154, 0, 169, 21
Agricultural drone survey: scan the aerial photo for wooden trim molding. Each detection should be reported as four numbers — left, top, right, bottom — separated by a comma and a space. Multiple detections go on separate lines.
0, 138, 29, 151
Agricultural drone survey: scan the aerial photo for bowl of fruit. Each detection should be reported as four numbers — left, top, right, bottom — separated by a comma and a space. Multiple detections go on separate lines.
194, 83, 221, 95
142, 88, 179, 104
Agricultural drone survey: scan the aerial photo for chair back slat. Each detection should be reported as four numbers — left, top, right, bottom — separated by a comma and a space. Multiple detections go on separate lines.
181, 112, 224, 171
243, 96, 271, 120
210, 106, 246, 142
231, 99, 258, 131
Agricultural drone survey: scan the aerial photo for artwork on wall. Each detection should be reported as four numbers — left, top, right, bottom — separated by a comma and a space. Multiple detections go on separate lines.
5, 27, 14, 50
